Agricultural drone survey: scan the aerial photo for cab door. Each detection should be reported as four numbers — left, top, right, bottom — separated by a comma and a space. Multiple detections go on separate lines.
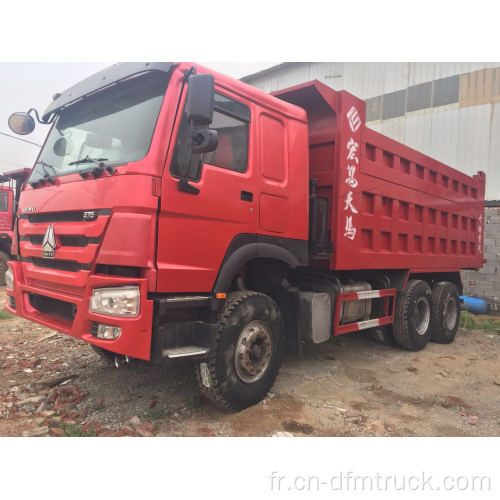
157, 88, 257, 293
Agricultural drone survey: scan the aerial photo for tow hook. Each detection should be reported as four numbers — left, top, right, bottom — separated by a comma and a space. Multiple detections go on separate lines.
114, 355, 133, 368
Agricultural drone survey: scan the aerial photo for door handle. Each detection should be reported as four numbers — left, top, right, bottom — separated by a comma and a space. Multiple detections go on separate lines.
241, 191, 253, 202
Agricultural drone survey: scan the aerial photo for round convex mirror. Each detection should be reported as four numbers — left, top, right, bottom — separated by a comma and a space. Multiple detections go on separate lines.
8, 112, 35, 135
53, 136, 74, 157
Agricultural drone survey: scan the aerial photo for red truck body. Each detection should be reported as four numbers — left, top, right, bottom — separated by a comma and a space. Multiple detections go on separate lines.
5, 62, 485, 409
274, 80, 485, 272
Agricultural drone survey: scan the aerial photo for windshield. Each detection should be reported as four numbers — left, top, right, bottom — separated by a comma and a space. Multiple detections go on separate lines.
29, 71, 170, 182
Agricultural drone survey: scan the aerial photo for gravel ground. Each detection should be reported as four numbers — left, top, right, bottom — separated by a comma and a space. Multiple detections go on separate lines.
1, 288, 499, 437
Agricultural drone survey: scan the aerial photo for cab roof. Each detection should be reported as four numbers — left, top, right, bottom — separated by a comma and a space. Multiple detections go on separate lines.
43, 62, 307, 124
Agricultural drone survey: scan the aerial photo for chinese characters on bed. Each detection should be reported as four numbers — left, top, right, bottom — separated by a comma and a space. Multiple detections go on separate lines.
344, 106, 361, 241
478, 214, 483, 254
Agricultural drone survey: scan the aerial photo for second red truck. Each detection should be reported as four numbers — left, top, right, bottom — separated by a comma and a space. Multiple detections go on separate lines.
5, 62, 485, 409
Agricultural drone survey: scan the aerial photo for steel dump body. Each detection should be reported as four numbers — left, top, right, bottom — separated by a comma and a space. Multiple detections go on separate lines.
274, 80, 485, 272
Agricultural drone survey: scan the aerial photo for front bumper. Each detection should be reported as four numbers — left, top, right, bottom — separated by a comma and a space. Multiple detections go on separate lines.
5, 260, 154, 360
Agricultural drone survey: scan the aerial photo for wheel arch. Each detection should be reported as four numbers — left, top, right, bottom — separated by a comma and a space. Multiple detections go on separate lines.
213, 234, 308, 293
409, 271, 463, 295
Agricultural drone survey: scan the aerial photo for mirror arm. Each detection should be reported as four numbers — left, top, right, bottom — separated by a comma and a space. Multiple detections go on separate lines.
27, 108, 55, 125
183, 66, 196, 82
177, 118, 200, 195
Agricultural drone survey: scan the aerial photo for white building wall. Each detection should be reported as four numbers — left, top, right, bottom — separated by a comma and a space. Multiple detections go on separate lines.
243, 62, 500, 200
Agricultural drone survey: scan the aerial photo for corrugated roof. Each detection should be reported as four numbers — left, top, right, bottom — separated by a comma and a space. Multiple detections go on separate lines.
240, 62, 298, 82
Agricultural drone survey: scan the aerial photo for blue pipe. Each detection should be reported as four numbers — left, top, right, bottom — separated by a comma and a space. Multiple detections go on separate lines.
459, 295, 488, 315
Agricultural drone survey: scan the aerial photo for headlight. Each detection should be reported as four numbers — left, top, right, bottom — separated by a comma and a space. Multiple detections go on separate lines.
5, 269, 13, 290
89, 286, 140, 317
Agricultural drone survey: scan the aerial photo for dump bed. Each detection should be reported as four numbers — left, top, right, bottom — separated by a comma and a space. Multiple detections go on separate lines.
274, 81, 486, 272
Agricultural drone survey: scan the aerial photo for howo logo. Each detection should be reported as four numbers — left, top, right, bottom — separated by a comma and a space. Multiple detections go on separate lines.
42, 225, 57, 259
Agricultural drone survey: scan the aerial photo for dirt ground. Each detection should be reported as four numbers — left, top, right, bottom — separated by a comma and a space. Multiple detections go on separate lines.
0, 288, 499, 437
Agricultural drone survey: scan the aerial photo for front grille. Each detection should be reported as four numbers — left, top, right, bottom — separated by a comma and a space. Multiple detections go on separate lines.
28, 293, 76, 322
95, 264, 142, 278
24, 257, 91, 272
18, 209, 110, 277
19, 208, 111, 223
21, 235, 101, 247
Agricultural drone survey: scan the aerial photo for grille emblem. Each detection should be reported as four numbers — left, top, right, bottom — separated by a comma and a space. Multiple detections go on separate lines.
42, 225, 57, 259
83, 211, 96, 221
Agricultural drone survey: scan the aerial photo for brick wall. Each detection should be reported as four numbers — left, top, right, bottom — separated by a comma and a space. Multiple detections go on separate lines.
461, 206, 500, 314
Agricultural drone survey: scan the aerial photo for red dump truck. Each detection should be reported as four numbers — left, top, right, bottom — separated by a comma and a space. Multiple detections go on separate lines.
5, 62, 485, 409
0, 168, 31, 283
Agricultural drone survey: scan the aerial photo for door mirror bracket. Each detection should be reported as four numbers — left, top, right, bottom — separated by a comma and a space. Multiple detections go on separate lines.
178, 178, 200, 195
177, 72, 217, 194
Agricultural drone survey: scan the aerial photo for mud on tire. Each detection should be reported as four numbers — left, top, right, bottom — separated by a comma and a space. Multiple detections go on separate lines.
393, 279, 433, 351
431, 282, 460, 344
196, 291, 285, 411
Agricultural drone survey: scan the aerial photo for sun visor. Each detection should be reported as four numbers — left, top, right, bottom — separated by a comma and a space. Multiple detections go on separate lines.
42, 62, 174, 121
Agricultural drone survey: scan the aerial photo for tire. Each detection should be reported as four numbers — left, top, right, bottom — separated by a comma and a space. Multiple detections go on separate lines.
393, 279, 433, 351
431, 282, 460, 344
0, 250, 9, 286
370, 325, 395, 346
196, 291, 285, 411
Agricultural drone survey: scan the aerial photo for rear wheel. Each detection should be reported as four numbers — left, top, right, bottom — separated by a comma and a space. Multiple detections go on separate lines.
0, 250, 9, 286
393, 279, 433, 351
196, 291, 285, 411
431, 282, 460, 344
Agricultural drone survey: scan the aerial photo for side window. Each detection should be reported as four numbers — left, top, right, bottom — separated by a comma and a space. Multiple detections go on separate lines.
171, 92, 250, 181
0, 192, 8, 212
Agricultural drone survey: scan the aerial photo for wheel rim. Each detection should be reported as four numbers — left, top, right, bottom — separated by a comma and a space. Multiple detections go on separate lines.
415, 296, 430, 335
444, 296, 458, 330
234, 320, 273, 384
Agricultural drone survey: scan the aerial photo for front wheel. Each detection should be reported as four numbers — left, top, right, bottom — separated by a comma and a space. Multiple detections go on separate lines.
196, 291, 285, 411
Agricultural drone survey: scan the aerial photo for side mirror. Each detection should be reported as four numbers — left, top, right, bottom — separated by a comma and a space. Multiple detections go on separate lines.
186, 74, 214, 126
53, 136, 74, 157
8, 112, 35, 135
191, 129, 218, 154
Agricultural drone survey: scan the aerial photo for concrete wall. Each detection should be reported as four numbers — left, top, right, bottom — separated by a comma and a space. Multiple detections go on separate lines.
461, 206, 500, 313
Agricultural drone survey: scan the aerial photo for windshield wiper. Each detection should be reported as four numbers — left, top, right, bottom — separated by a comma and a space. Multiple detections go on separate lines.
32, 161, 57, 186
68, 155, 109, 167
68, 156, 115, 178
